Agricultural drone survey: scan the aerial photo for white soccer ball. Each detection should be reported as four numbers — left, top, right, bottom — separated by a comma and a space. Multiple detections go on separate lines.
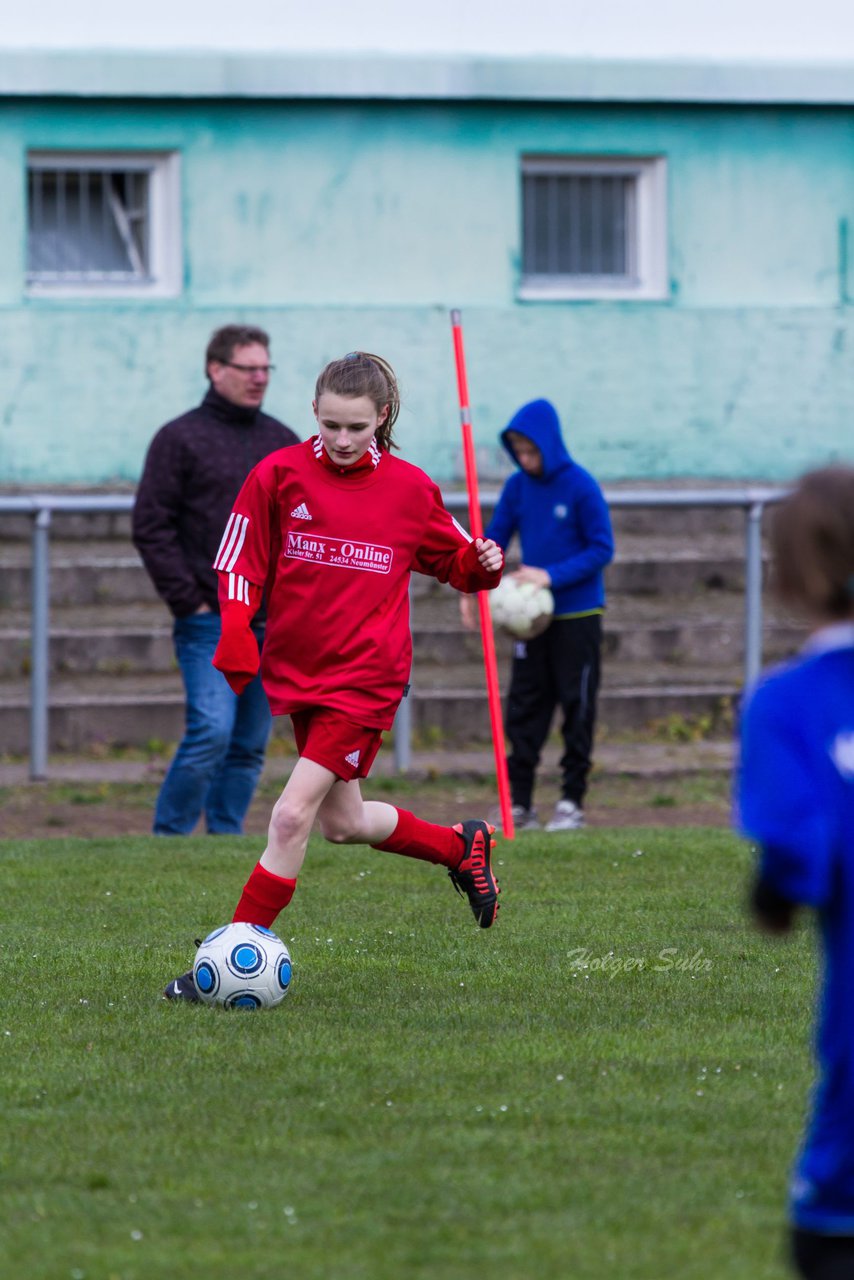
193, 922, 293, 1010
488, 575, 554, 640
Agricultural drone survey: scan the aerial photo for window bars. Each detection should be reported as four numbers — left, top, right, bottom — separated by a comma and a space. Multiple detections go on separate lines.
27, 164, 151, 284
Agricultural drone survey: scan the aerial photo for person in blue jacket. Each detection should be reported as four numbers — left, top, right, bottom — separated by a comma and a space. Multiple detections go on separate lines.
466, 398, 614, 831
736, 465, 854, 1280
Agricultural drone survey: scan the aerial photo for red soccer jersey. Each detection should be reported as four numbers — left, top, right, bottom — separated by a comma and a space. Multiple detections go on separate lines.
214, 435, 501, 728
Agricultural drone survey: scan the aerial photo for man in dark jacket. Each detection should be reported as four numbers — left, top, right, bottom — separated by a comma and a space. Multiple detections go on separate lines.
133, 324, 299, 835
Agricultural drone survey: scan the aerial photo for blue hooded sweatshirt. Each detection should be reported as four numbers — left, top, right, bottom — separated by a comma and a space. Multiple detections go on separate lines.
485, 399, 614, 617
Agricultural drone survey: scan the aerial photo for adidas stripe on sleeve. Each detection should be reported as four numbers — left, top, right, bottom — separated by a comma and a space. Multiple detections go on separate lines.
226, 571, 251, 605
214, 512, 249, 573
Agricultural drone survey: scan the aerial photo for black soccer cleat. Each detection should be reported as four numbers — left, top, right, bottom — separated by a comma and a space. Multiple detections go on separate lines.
163, 969, 200, 1003
448, 820, 500, 928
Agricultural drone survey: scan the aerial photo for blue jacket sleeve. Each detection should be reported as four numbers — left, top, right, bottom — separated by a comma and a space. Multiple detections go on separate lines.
544, 478, 614, 591
737, 682, 835, 908
485, 477, 519, 552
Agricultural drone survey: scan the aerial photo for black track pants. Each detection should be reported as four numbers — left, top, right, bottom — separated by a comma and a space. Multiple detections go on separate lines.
505, 614, 602, 811
791, 1228, 854, 1279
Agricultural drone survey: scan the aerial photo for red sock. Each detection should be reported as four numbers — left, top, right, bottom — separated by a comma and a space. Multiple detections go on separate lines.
371, 808, 463, 868
232, 863, 297, 928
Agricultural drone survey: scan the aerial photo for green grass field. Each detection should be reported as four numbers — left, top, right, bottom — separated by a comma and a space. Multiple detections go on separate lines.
0, 828, 816, 1280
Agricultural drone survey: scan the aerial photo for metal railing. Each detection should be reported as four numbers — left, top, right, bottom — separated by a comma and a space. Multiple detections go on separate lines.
0, 486, 787, 780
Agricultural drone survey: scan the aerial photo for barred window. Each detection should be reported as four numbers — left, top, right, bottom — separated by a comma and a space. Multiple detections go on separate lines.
520, 156, 667, 300
27, 152, 181, 296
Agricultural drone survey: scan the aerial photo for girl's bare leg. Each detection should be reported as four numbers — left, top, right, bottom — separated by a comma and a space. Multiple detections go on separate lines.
259, 757, 341, 878
317, 777, 398, 846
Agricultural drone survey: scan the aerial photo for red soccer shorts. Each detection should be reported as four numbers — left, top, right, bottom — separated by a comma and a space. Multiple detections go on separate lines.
290, 708, 384, 782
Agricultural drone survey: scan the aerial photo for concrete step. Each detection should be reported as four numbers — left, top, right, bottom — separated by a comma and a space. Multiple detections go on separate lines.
0, 738, 736, 788
0, 501, 135, 543
0, 670, 739, 754
0, 530, 756, 564
0, 554, 159, 609
402, 657, 745, 691
408, 685, 737, 740
417, 612, 802, 669
607, 553, 757, 595
0, 532, 763, 608
3, 589, 794, 630
0, 626, 176, 678
0, 594, 804, 680
0, 550, 758, 608
0, 483, 770, 542
0, 621, 800, 684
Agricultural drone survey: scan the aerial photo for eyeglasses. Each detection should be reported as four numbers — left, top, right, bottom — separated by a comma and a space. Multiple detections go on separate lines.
223, 362, 276, 376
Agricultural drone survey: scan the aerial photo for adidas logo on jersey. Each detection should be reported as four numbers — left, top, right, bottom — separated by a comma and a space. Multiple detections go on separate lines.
290, 503, 312, 520
344, 750, 361, 768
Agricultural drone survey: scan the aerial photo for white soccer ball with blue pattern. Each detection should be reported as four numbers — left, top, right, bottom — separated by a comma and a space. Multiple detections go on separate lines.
488, 575, 554, 640
192, 923, 293, 1010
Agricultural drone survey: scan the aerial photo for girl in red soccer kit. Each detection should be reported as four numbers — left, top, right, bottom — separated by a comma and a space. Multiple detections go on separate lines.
165, 352, 504, 1000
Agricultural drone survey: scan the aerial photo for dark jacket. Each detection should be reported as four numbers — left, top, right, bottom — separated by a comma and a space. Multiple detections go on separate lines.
132, 388, 299, 617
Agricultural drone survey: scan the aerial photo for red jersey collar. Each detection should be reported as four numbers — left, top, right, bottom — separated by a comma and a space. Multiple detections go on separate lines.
312, 434, 382, 477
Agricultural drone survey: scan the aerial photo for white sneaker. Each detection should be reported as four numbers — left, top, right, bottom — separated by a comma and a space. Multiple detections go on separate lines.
545, 799, 585, 832
511, 805, 542, 831
490, 804, 541, 831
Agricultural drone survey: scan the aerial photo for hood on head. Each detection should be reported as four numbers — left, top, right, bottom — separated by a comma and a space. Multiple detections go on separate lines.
500, 399, 571, 481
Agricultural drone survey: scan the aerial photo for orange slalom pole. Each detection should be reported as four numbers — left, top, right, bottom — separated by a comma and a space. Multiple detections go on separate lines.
450, 310, 515, 841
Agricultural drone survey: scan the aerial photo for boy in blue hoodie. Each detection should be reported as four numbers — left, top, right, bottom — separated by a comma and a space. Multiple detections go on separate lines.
469, 399, 614, 831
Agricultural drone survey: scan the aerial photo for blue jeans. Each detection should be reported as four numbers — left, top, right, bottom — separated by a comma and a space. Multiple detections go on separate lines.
153, 613, 272, 836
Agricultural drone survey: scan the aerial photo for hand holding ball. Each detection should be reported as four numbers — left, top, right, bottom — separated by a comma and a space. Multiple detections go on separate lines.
488, 575, 554, 640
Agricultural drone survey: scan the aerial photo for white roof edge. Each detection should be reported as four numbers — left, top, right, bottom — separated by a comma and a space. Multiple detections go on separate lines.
1, 49, 854, 103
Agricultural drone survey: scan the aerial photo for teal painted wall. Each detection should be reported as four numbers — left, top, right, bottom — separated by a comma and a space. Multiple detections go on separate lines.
1, 99, 852, 484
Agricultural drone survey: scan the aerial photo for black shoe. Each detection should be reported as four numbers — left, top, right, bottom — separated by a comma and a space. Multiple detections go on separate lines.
448, 820, 500, 928
163, 969, 200, 1002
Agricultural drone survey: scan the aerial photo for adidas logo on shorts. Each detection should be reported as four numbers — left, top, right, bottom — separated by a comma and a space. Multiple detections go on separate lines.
344, 750, 361, 768
290, 502, 312, 520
